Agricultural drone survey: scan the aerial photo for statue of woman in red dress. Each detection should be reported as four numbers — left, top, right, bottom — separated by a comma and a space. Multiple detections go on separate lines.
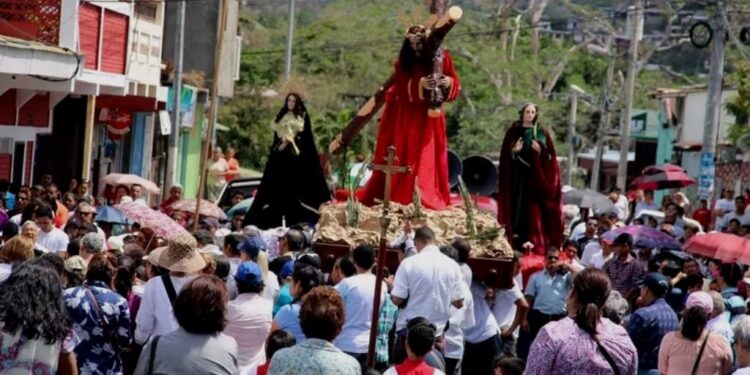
497, 104, 563, 253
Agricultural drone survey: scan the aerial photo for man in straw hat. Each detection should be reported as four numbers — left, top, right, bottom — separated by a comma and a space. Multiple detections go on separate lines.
134, 233, 206, 344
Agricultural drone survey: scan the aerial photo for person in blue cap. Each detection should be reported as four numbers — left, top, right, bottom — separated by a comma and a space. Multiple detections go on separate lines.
273, 260, 296, 316
238, 236, 280, 304
225, 261, 273, 372
627, 272, 679, 374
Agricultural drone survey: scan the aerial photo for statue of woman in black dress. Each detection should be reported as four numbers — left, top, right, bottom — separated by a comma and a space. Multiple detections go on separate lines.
243, 93, 331, 229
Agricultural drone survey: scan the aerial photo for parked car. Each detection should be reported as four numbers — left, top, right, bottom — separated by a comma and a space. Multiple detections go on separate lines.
215, 177, 262, 211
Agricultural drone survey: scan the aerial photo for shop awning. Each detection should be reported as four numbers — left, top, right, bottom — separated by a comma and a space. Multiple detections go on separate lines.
0, 35, 80, 80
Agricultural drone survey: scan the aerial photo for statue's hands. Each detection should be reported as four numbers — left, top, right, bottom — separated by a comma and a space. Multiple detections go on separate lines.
512, 138, 523, 153
531, 140, 542, 154
329, 134, 344, 155
439, 76, 452, 89
424, 77, 438, 90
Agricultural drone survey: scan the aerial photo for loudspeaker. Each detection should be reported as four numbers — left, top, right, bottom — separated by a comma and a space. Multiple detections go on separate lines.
461, 155, 498, 196
447, 150, 462, 189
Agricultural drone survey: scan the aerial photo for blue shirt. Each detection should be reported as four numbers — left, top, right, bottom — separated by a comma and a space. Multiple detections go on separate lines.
3, 192, 15, 212
722, 287, 747, 320
274, 302, 305, 343
64, 280, 132, 375
626, 298, 679, 370
525, 270, 571, 315
273, 284, 293, 316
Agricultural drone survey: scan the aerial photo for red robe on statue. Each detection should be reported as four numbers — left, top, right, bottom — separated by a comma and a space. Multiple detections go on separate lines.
360, 52, 460, 210
497, 123, 563, 254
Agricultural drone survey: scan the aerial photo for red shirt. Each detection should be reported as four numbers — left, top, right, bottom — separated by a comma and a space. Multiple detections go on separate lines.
389, 359, 437, 375
226, 157, 239, 182
256, 362, 269, 375
693, 208, 712, 231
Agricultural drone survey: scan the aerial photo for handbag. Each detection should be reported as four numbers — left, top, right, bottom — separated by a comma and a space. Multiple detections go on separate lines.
690, 333, 711, 375
84, 287, 119, 344
593, 336, 621, 375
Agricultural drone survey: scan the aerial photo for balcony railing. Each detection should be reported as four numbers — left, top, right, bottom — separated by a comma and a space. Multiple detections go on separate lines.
0, 0, 61, 45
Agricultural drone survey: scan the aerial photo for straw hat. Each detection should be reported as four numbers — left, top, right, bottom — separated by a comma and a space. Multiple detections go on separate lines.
158, 233, 206, 273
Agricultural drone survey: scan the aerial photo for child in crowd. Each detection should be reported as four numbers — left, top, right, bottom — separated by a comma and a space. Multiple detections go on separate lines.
248, 330, 296, 375
493, 354, 525, 375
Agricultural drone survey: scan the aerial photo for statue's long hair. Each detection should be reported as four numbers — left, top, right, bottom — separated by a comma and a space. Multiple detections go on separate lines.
513, 103, 540, 127
398, 39, 432, 73
275, 93, 307, 123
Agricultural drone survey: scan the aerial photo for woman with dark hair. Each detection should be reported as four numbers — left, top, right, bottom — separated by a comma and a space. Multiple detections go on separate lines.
134, 275, 238, 375
658, 291, 732, 374
497, 103, 563, 253
271, 263, 323, 343
525, 268, 637, 374
64, 253, 132, 374
0, 262, 77, 373
243, 93, 331, 229
269, 286, 360, 374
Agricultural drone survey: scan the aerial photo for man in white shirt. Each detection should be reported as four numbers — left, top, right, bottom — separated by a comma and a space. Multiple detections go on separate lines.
391, 226, 465, 365
492, 256, 529, 356
718, 197, 750, 232
131, 184, 147, 204
634, 189, 659, 218
440, 245, 475, 375
134, 233, 206, 344
609, 188, 630, 222
334, 245, 386, 369
34, 205, 69, 254
463, 281, 503, 374
207, 147, 229, 201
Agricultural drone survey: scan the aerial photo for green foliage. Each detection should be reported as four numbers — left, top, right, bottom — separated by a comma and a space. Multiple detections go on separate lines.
726, 63, 750, 150
220, 0, 701, 173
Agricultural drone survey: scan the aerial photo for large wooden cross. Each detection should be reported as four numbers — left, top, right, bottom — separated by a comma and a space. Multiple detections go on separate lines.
367, 145, 410, 367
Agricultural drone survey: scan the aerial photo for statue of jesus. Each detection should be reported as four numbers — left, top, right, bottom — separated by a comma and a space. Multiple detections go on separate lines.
329, 7, 462, 210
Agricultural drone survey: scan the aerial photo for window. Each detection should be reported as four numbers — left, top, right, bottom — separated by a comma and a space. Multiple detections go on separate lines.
135, 3, 157, 20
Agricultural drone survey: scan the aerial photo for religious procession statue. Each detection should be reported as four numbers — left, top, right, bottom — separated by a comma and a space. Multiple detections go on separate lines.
497, 103, 563, 254
244, 93, 332, 229
329, 3, 463, 210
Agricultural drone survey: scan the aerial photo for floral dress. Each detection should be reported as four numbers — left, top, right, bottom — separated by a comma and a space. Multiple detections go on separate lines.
64, 280, 132, 375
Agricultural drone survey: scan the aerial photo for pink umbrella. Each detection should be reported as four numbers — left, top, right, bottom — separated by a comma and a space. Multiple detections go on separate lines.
170, 199, 227, 220
115, 201, 188, 239
100, 173, 161, 194
631, 164, 695, 191
685, 232, 750, 264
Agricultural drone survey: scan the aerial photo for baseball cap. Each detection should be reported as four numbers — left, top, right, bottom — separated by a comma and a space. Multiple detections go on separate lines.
686, 291, 713, 314
238, 236, 265, 258
280, 259, 295, 279
638, 272, 670, 297
77, 202, 96, 214
235, 261, 264, 286
64, 256, 87, 278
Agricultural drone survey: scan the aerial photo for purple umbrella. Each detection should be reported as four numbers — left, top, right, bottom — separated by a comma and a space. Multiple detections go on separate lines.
602, 225, 682, 250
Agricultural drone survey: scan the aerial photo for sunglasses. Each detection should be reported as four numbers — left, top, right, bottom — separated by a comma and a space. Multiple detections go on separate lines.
547, 256, 559, 261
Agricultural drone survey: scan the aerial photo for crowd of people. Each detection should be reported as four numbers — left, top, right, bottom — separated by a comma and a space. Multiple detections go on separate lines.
2, 171, 750, 375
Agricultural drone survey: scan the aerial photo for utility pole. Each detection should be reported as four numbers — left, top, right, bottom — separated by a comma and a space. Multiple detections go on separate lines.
591, 35, 615, 191
284, 0, 296, 81
166, 1, 185, 195
566, 86, 583, 185
616, 0, 642, 190
698, 7, 726, 200
193, 0, 229, 230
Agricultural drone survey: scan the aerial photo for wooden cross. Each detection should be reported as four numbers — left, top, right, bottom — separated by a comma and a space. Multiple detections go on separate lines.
372, 145, 411, 213
366, 145, 410, 367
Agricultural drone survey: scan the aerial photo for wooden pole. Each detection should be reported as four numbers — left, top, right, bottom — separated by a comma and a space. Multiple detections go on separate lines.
616, 0, 643, 190
82, 95, 96, 183
698, 8, 725, 200
367, 146, 409, 367
193, 0, 229, 231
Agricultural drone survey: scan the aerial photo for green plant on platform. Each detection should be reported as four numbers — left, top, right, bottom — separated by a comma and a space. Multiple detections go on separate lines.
346, 157, 370, 227
457, 175, 477, 237
412, 177, 423, 219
